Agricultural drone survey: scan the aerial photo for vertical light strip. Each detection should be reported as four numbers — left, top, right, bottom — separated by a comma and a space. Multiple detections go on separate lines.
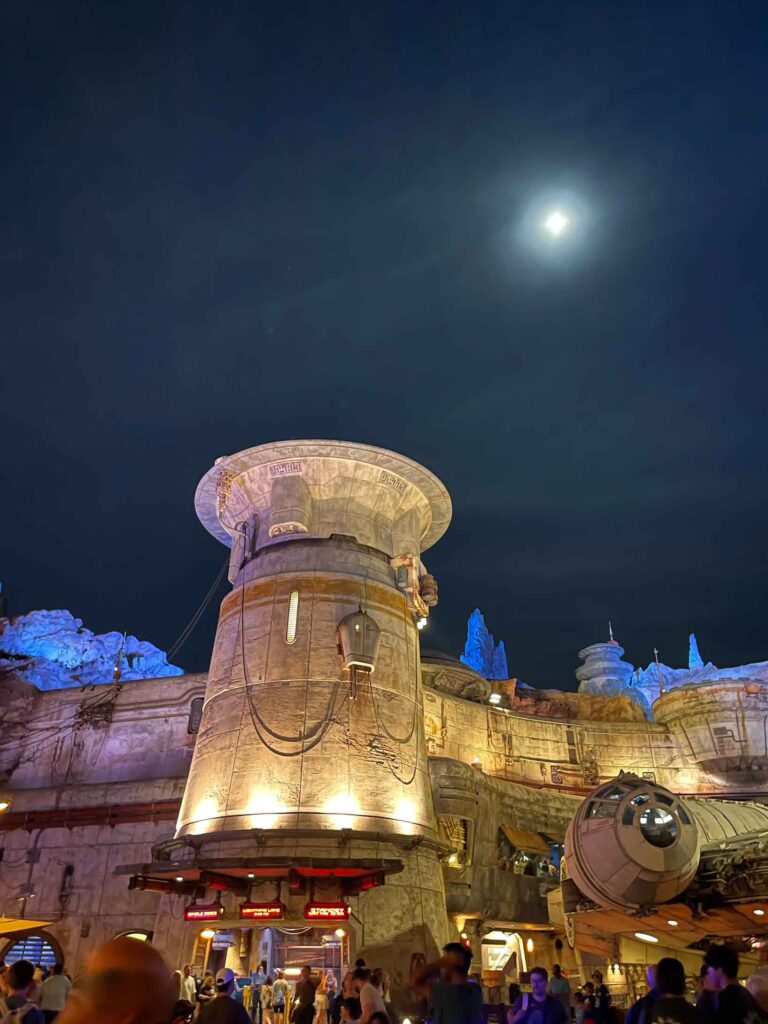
286, 590, 299, 644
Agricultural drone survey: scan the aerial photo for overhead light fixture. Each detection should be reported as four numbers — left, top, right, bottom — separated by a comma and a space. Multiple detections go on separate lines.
460, 931, 468, 940
489, 692, 502, 705
667, 919, 678, 926
447, 854, 459, 866
754, 909, 765, 917
200, 928, 216, 940
175, 876, 184, 883
526, 938, 534, 953
634, 932, 658, 943
247, 873, 255, 879
0, 799, 12, 813
335, 928, 346, 938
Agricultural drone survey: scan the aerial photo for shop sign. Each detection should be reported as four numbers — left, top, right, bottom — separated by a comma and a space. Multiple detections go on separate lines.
184, 903, 224, 922
304, 901, 349, 921
240, 901, 285, 921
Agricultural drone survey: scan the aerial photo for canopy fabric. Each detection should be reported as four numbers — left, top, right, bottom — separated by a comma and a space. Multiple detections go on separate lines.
0, 918, 53, 937
501, 826, 550, 856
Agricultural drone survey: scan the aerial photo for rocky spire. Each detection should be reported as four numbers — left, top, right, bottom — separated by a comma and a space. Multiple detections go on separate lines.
460, 608, 508, 679
689, 633, 704, 670
491, 639, 509, 681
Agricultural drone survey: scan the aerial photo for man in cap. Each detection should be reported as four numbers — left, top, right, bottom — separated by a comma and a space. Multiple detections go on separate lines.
197, 968, 251, 1024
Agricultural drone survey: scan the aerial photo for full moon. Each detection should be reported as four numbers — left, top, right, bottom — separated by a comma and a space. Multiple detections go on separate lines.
543, 209, 570, 237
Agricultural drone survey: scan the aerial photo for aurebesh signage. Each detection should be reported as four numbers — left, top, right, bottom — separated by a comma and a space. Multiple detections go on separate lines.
304, 901, 350, 921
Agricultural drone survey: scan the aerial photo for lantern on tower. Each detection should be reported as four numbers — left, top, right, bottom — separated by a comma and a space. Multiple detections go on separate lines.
337, 610, 381, 674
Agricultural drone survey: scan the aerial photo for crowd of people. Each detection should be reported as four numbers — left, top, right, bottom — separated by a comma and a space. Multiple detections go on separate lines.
501, 945, 768, 1024
2, 937, 768, 1024
0, 960, 72, 1022
164, 957, 393, 1024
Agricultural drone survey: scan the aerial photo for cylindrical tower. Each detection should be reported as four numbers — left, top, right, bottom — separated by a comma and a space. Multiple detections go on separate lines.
172, 440, 452, 982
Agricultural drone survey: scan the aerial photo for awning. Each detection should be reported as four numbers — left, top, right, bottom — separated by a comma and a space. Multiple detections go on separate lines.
0, 918, 54, 937
501, 826, 551, 856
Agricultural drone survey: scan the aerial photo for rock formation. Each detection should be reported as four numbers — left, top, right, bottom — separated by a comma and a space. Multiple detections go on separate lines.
0, 609, 183, 690
460, 608, 509, 680
688, 632, 704, 669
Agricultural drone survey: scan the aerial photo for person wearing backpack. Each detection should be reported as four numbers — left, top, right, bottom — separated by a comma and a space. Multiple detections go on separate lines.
0, 960, 45, 1024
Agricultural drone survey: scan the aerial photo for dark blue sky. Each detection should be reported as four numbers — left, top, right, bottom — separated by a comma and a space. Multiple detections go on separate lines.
2, 2, 768, 687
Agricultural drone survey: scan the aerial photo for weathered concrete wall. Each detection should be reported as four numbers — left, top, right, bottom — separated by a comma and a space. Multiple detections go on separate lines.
425, 660, 768, 799
0, 674, 206, 971
178, 552, 436, 839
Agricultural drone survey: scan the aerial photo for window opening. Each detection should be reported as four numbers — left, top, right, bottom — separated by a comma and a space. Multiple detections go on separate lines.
286, 591, 299, 644
3, 935, 57, 968
187, 697, 204, 735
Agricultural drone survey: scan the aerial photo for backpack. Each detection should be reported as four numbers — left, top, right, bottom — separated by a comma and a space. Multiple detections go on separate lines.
0, 999, 34, 1024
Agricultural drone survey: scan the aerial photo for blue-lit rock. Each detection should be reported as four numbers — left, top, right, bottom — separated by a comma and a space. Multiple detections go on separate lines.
0, 609, 183, 690
689, 632, 704, 669
460, 608, 509, 679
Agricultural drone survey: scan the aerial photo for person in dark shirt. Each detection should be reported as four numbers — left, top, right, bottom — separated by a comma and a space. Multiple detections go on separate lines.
293, 965, 318, 1024
412, 941, 483, 1024
625, 965, 656, 1024
701, 943, 767, 1024
695, 963, 717, 1021
647, 957, 697, 1024
197, 968, 251, 1024
590, 973, 611, 1024
509, 967, 567, 1024
580, 983, 596, 1023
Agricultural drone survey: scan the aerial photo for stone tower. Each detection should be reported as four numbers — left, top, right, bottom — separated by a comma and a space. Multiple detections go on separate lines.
175, 440, 452, 978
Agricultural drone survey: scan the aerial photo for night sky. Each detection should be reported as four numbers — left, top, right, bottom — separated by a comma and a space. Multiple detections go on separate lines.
3, 2, 768, 689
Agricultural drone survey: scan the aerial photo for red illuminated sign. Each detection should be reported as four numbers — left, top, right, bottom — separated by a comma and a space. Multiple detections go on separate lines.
239, 901, 285, 921
184, 903, 224, 923
304, 901, 350, 922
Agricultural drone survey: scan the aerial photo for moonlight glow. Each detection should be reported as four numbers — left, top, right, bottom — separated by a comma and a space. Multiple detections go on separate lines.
543, 209, 570, 237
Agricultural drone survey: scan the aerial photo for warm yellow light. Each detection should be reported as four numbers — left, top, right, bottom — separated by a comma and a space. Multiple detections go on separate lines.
0, 800, 12, 813
634, 932, 658, 943
394, 798, 416, 825
667, 919, 678, 926
460, 931, 468, 940
754, 909, 765, 917
447, 854, 458, 866
286, 591, 299, 644
335, 928, 346, 938
526, 938, 534, 953
284, 967, 302, 978
543, 210, 569, 237
324, 793, 358, 829
200, 929, 216, 940
194, 796, 220, 822
246, 790, 284, 829
175, 876, 184, 882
